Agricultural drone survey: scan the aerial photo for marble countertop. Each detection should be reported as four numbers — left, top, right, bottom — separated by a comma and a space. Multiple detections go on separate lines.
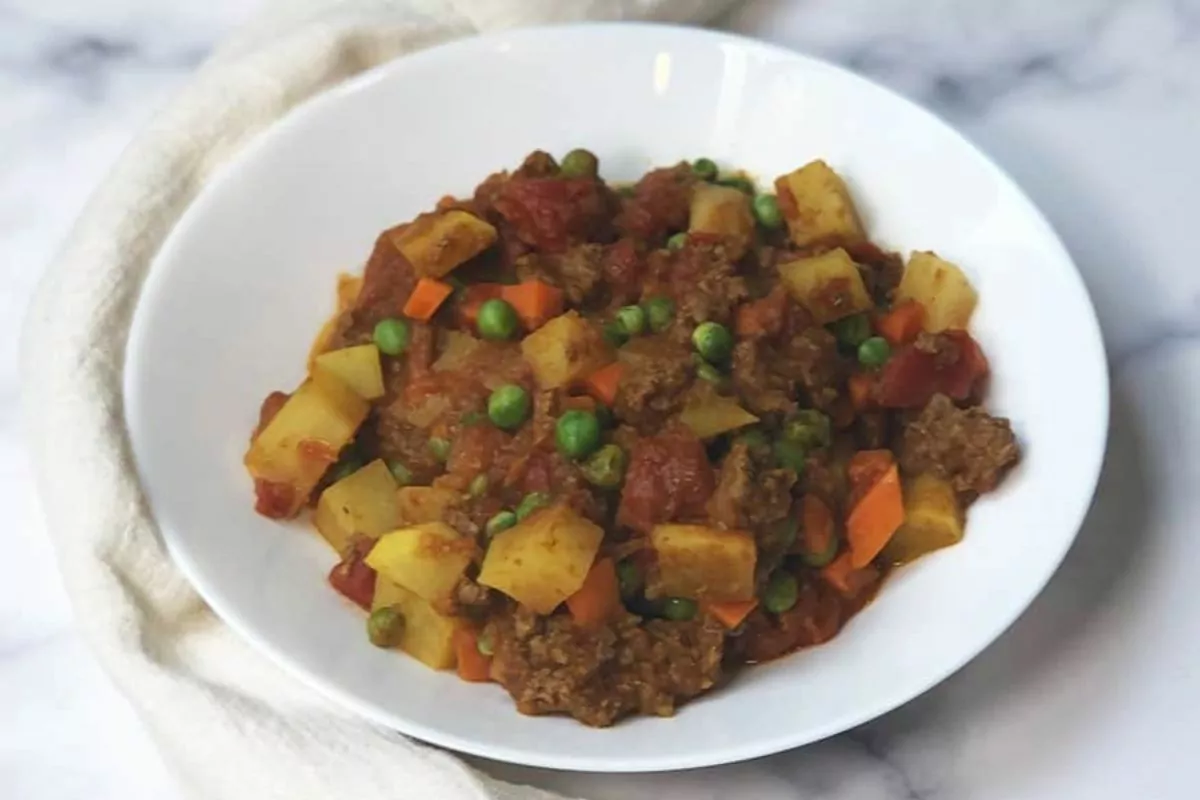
3, 0, 1199, 797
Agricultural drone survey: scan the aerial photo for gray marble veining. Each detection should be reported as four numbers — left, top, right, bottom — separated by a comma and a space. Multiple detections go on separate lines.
3, 1, 1200, 798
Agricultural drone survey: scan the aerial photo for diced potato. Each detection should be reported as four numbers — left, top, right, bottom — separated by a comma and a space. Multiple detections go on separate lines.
896, 251, 978, 332
313, 459, 399, 555
312, 344, 384, 400
372, 577, 467, 670
880, 474, 964, 564
689, 184, 755, 260
432, 330, 484, 373
774, 159, 866, 249
244, 376, 368, 516
365, 522, 475, 603
306, 272, 364, 369
650, 524, 756, 602
520, 311, 612, 389
778, 247, 873, 324
478, 505, 604, 614
395, 486, 461, 525
388, 210, 497, 279
678, 386, 759, 439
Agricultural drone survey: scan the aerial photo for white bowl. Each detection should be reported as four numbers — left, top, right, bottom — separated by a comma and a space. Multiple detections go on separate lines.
124, 24, 1108, 771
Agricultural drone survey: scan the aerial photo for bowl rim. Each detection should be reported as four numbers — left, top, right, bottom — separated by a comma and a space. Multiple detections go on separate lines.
125, 21, 1110, 772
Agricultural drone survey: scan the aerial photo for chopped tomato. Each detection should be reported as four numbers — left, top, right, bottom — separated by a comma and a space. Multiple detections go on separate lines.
876, 330, 989, 408
328, 542, 377, 610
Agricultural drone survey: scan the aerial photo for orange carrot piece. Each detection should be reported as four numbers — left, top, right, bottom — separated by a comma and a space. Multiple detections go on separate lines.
845, 463, 905, 568
821, 552, 880, 597
566, 558, 621, 628
703, 599, 759, 629
876, 301, 926, 346
583, 362, 624, 406
453, 628, 492, 682
847, 372, 876, 411
403, 277, 454, 322
501, 280, 564, 330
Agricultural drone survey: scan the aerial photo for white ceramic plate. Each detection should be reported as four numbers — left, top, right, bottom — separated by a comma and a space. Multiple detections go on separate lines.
124, 24, 1108, 771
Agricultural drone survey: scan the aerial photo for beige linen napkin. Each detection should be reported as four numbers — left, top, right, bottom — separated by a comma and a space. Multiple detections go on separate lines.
20, 1, 735, 797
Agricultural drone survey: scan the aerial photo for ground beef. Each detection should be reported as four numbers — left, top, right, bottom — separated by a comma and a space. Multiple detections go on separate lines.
513, 150, 561, 179
515, 244, 606, 305
601, 238, 646, 307
731, 339, 796, 416
489, 609, 725, 727
614, 163, 696, 244
370, 415, 445, 485
772, 327, 847, 412
618, 424, 715, 534
735, 575, 872, 663
328, 224, 419, 344
855, 410, 891, 449
899, 394, 1019, 494
614, 337, 695, 432
707, 442, 795, 533
661, 239, 748, 340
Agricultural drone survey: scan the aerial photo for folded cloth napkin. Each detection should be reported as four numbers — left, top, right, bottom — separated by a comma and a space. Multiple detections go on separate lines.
20, 1, 735, 798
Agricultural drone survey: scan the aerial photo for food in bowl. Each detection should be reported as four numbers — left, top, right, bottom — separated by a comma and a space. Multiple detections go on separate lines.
243, 149, 1020, 727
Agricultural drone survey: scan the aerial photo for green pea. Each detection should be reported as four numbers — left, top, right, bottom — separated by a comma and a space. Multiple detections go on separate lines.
751, 193, 783, 229
783, 409, 832, 451
763, 572, 799, 614
774, 440, 808, 474
736, 427, 769, 451
477, 298, 519, 341
661, 597, 698, 621
831, 313, 872, 348
428, 437, 451, 462
694, 360, 725, 385
487, 384, 530, 431
560, 148, 599, 178
615, 305, 647, 337
616, 559, 642, 599
858, 336, 892, 368
515, 491, 551, 520
801, 531, 839, 568
580, 444, 627, 488
643, 297, 675, 333
476, 631, 494, 656
555, 410, 601, 460
717, 175, 755, 194
486, 510, 517, 537
667, 232, 688, 251
373, 318, 410, 356
367, 606, 405, 648
603, 320, 630, 348
692, 157, 719, 181
692, 321, 734, 363
468, 473, 489, 497
386, 459, 412, 486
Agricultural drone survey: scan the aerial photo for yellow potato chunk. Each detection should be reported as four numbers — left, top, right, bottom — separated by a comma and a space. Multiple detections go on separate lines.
689, 183, 756, 260
366, 522, 474, 603
678, 386, 759, 439
312, 344, 384, 400
478, 505, 604, 614
244, 376, 368, 516
774, 159, 866, 249
778, 247, 873, 324
372, 578, 467, 670
520, 311, 612, 389
313, 459, 399, 555
395, 486, 461, 526
388, 210, 497, 278
880, 474, 964, 564
650, 524, 756, 602
896, 251, 978, 332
